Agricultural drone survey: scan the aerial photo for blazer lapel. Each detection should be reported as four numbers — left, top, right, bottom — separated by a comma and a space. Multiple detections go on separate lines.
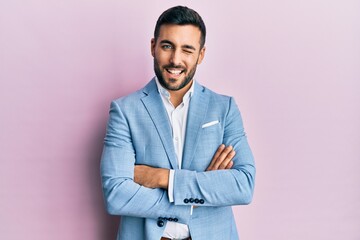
141, 80, 178, 169
182, 82, 210, 169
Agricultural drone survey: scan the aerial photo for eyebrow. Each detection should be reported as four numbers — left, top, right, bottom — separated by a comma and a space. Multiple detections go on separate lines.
160, 40, 196, 51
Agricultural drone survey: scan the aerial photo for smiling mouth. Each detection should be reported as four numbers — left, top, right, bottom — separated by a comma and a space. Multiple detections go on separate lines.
166, 68, 185, 76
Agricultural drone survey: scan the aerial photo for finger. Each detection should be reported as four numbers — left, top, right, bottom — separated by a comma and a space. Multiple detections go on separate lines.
212, 145, 233, 170
225, 160, 234, 169
211, 145, 232, 170
218, 150, 235, 169
207, 144, 225, 171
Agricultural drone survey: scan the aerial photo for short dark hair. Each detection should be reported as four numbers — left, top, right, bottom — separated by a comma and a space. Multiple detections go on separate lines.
154, 6, 206, 48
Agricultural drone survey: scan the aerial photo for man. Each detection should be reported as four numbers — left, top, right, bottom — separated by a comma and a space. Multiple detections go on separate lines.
101, 6, 255, 240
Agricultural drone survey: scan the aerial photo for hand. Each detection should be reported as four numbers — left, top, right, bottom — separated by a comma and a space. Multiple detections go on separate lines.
134, 165, 169, 189
206, 144, 235, 171
192, 144, 235, 209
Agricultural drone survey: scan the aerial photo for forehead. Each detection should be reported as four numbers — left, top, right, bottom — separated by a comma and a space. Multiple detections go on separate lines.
157, 24, 202, 47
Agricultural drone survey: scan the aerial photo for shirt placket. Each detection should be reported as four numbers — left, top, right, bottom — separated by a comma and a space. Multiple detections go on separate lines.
171, 105, 183, 169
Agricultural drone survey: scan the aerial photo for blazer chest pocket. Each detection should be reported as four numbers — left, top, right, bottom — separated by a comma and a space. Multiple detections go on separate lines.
201, 120, 221, 134
200, 120, 222, 145
201, 120, 219, 129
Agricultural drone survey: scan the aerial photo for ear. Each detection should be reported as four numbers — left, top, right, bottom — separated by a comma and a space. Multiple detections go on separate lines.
151, 38, 156, 57
197, 46, 206, 65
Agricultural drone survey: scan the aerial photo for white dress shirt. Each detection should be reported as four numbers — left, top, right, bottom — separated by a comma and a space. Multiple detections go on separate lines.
155, 78, 194, 239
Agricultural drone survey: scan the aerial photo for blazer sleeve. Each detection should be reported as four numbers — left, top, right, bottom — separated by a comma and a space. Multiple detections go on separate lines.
172, 97, 256, 207
100, 101, 192, 223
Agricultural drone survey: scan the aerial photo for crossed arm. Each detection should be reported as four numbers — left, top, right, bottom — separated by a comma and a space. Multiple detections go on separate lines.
101, 98, 255, 222
134, 144, 236, 189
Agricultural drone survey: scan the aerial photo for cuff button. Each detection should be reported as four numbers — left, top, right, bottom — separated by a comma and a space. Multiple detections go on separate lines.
157, 220, 164, 227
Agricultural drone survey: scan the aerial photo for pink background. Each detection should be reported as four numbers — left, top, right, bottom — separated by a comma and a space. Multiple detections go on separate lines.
1, 1, 359, 239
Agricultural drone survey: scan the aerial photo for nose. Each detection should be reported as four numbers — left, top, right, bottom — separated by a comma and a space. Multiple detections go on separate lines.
170, 49, 181, 66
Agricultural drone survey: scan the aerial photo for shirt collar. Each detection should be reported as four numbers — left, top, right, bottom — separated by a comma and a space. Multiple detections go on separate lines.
155, 77, 195, 102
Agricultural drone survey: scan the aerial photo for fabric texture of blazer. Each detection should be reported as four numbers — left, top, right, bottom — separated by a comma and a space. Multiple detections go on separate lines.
101, 78, 255, 240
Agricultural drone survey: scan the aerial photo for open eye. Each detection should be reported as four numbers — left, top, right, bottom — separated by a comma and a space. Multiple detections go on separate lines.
162, 44, 173, 50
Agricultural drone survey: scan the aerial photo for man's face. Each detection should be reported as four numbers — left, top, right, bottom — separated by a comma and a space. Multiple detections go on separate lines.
151, 24, 205, 91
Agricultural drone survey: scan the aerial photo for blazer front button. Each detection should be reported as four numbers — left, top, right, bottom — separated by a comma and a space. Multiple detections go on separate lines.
157, 220, 164, 227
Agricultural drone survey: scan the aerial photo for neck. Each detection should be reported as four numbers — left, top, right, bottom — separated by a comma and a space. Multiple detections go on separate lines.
168, 80, 193, 108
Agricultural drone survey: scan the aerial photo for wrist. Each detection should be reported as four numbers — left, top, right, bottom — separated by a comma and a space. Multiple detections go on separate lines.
157, 168, 169, 189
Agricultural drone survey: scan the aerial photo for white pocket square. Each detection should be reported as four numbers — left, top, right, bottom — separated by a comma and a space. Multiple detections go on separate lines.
202, 120, 219, 128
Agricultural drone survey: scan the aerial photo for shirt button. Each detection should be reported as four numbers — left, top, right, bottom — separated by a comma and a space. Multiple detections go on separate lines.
174, 137, 179, 141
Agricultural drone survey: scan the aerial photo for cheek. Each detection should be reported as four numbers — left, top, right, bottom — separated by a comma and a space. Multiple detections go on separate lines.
185, 59, 198, 69
155, 52, 170, 66
185, 54, 200, 65
155, 47, 170, 57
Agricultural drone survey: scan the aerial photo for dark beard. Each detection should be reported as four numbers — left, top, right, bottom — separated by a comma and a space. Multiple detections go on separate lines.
153, 58, 198, 91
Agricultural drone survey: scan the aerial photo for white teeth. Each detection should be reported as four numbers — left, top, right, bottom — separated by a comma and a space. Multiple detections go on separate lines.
167, 69, 182, 75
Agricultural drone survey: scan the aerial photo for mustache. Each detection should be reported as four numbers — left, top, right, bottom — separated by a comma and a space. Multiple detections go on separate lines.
164, 64, 186, 70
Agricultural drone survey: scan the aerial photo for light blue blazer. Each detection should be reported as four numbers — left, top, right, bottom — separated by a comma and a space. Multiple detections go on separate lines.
101, 79, 255, 240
